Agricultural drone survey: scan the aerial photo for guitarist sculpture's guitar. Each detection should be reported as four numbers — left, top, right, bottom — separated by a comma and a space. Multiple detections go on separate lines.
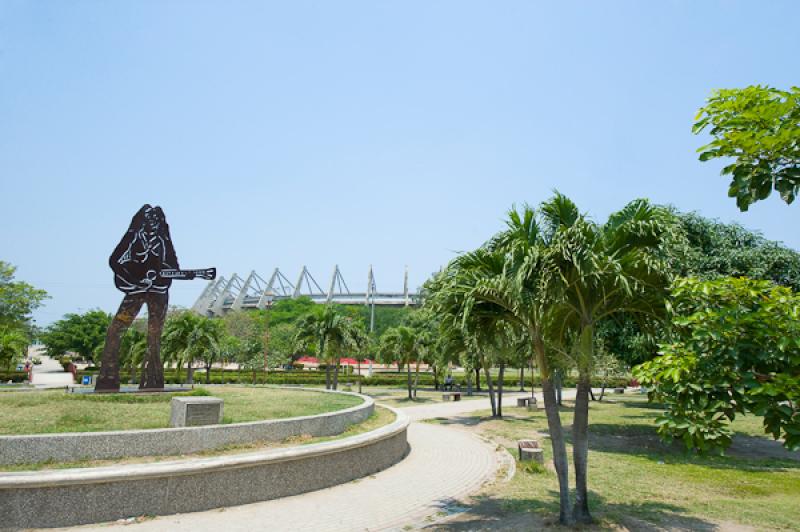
114, 267, 216, 294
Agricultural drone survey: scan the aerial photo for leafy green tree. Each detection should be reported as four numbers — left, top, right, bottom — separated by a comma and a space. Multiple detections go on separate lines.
635, 277, 800, 453
265, 322, 295, 370
694, 86, 800, 210
603, 208, 800, 367
673, 210, 800, 289
0, 261, 48, 329
0, 327, 28, 369
236, 338, 265, 383
40, 310, 112, 362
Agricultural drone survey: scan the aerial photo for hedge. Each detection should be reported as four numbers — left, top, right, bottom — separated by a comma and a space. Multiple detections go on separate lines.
0, 371, 28, 383
75, 369, 630, 389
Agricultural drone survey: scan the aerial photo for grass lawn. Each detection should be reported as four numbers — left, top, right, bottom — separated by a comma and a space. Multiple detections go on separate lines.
2, 406, 396, 472
427, 394, 800, 531
0, 386, 362, 435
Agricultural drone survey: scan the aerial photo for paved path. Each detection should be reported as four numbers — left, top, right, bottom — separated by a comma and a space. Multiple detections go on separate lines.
30, 353, 73, 387
60, 390, 581, 531
68, 422, 499, 532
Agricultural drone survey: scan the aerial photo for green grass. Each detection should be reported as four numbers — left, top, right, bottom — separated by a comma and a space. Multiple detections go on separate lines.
431, 395, 800, 531
1, 406, 396, 472
0, 386, 362, 435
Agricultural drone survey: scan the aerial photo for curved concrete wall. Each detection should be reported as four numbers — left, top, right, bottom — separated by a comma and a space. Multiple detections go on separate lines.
0, 408, 409, 529
0, 387, 373, 466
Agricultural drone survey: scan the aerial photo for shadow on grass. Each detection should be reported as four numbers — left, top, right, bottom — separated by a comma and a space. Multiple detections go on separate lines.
581, 422, 800, 471
424, 490, 720, 531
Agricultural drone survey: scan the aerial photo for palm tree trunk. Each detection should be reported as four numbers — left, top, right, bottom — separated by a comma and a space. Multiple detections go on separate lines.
406, 360, 413, 399
413, 360, 420, 398
518, 366, 524, 392
205, 361, 211, 384
333, 357, 340, 390
599, 369, 608, 401
555, 369, 563, 405
357, 360, 362, 394
325, 365, 331, 390
572, 373, 593, 523
475, 367, 481, 391
497, 362, 505, 417
482, 357, 497, 417
542, 377, 571, 524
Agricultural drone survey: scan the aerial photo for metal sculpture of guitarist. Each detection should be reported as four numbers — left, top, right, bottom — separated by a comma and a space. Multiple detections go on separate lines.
95, 205, 215, 392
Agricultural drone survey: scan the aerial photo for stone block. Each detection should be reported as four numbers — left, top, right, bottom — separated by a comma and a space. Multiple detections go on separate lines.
171, 396, 224, 427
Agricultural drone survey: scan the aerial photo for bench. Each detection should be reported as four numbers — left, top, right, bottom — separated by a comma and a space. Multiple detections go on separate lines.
518, 439, 544, 464
517, 396, 538, 409
442, 392, 462, 402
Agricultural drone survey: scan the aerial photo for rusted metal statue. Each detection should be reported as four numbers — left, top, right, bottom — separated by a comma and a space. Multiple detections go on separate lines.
95, 205, 215, 392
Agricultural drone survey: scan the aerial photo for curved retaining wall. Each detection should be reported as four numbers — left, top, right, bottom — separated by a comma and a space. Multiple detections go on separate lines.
0, 387, 373, 466
0, 408, 409, 529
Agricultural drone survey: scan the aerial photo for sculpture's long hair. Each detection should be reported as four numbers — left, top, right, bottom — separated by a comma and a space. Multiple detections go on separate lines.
125, 204, 172, 242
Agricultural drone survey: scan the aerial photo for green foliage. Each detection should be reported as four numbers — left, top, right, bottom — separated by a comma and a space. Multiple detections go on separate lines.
0, 327, 28, 369
672, 210, 800, 290
162, 311, 224, 381
0, 261, 48, 330
603, 208, 800, 366
265, 322, 295, 369
40, 310, 111, 362
694, 86, 800, 210
635, 277, 800, 453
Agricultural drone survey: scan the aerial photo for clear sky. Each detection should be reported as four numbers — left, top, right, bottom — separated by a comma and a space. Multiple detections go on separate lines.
1, 1, 798, 325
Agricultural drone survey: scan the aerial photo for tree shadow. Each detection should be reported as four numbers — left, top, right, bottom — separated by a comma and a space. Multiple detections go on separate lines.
423, 490, 722, 531
583, 422, 800, 471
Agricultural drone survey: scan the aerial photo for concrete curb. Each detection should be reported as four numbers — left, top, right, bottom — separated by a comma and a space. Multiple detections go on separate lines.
0, 386, 373, 466
0, 407, 409, 528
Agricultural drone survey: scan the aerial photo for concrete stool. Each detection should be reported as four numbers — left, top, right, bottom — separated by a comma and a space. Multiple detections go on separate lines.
518, 440, 544, 463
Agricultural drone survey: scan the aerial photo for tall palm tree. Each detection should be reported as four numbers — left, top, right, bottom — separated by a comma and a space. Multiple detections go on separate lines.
294, 305, 362, 390
427, 204, 573, 523
378, 326, 420, 400
541, 194, 673, 523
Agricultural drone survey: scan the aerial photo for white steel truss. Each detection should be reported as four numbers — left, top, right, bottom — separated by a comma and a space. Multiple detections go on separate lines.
193, 265, 417, 316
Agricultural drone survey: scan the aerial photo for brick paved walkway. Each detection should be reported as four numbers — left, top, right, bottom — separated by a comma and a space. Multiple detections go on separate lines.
69, 422, 499, 532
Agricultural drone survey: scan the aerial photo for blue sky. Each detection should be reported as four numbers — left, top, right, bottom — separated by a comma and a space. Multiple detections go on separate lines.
1, 1, 798, 325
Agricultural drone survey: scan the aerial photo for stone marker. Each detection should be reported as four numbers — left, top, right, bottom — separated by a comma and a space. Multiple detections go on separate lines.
613, 387, 625, 394
170, 396, 224, 427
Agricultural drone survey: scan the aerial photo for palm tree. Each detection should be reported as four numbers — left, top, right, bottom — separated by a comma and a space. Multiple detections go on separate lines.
427, 204, 573, 523
162, 312, 223, 385
378, 326, 419, 400
162, 312, 200, 384
119, 327, 146, 383
294, 305, 362, 390
541, 194, 673, 523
